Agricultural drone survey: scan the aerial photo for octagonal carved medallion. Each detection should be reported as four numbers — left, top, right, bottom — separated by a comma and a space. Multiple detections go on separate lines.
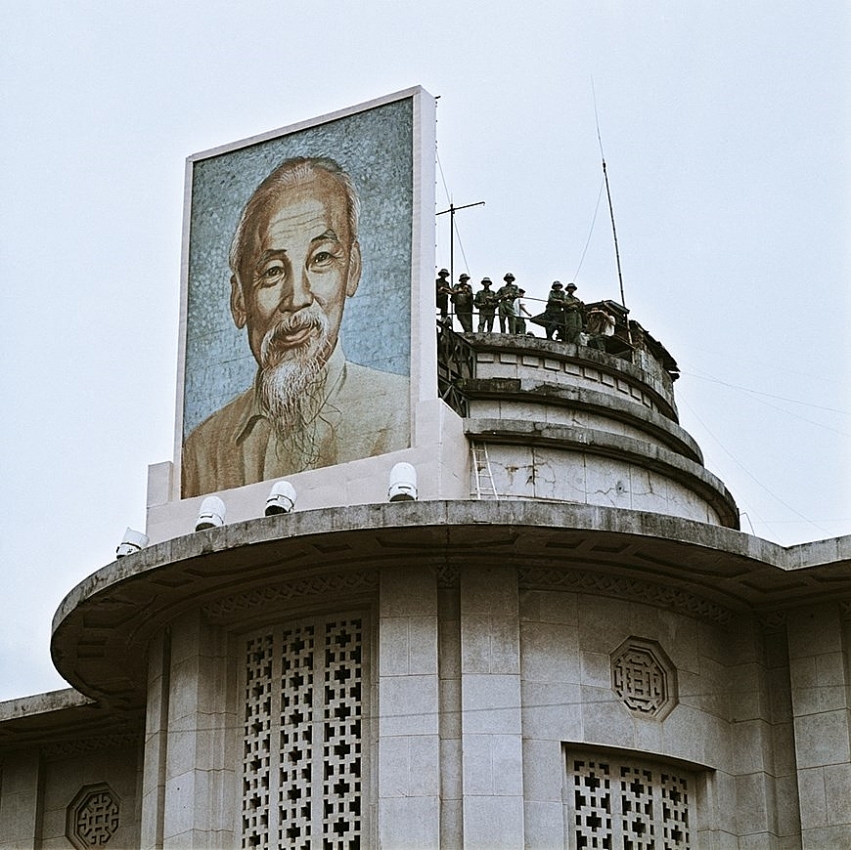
66, 783, 120, 849
611, 637, 678, 719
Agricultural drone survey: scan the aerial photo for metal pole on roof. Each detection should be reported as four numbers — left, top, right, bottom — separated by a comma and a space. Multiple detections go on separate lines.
601, 158, 626, 309
437, 200, 485, 283
592, 79, 627, 309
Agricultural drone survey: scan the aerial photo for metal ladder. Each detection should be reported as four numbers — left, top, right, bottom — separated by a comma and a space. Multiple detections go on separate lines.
471, 441, 498, 500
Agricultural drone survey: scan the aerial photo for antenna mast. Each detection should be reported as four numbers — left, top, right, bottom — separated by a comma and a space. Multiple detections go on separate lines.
592, 82, 627, 309
436, 200, 485, 283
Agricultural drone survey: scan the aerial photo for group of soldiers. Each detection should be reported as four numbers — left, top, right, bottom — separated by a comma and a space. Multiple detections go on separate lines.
436, 270, 618, 348
436, 269, 531, 334
541, 280, 619, 346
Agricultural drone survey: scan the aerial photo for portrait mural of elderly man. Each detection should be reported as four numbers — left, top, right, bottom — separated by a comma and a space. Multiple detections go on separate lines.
180, 96, 415, 498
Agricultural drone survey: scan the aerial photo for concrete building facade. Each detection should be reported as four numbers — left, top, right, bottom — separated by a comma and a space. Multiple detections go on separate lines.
3, 330, 851, 849
2, 88, 851, 849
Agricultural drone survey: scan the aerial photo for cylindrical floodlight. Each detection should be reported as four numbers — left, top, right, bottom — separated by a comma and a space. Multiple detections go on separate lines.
195, 496, 226, 531
116, 527, 149, 559
266, 481, 297, 515
388, 462, 418, 502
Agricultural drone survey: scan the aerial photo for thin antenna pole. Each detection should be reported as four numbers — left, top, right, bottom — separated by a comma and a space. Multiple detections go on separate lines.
592, 80, 627, 309
449, 204, 455, 280
436, 200, 485, 282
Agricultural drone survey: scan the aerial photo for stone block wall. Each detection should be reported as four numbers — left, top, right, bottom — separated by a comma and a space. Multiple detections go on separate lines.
0, 739, 141, 850
12, 530, 851, 848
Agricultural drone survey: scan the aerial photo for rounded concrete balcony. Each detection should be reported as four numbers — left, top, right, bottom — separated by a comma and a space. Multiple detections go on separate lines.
442, 332, 739, 527
51, 499, 849, 713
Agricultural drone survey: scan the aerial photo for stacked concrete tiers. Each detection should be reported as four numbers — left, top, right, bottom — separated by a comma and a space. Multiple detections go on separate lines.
459, 335, 738, 527
3, 334, 851, 849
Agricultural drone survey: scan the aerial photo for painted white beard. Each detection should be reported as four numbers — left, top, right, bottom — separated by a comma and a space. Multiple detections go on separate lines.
256, 304, 333, 469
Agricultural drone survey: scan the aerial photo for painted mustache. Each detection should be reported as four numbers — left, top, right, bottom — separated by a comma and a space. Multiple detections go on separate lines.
260, 304, 329, 366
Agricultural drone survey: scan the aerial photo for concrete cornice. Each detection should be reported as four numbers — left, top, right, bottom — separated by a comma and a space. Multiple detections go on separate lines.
0, 688, 94, 722
0, 687, 142, 752
460, 377, 704, 463
50, 500, 851, 711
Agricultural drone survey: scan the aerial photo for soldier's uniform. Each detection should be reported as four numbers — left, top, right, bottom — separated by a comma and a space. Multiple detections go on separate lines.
436, 268, 451, 320
474, 278, 499, 332
496, 272, 520, 333
563, 283, 585, 344
544, 282, 567, 340
451, 273, 474, 332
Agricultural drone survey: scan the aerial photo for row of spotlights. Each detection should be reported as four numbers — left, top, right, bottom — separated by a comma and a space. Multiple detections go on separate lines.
117, 462, 418, 558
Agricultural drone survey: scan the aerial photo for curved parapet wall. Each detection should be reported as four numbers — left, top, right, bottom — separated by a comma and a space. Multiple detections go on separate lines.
47, 500, 851, 846
51, 500, 851, 711
467, 335, 679, 419
455, 335, 739, 528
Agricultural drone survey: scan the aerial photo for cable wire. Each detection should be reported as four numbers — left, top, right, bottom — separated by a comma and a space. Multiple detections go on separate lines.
573, 177, 606, 281
677, 392, 830, 536
680, 368, 851, 420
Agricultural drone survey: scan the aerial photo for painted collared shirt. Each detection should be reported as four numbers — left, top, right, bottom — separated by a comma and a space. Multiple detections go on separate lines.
182, 345, 410, 497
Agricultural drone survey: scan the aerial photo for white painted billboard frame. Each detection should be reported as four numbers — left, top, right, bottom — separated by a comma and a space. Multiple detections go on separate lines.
166, 86, 437, 513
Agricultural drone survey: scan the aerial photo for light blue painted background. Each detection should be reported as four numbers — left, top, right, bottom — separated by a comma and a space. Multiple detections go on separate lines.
183, 97, 413, 438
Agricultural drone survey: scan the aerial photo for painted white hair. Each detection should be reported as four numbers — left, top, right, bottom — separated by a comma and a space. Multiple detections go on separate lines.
229, 156, 360, 280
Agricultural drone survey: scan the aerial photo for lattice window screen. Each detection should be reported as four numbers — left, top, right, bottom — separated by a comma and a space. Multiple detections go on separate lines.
241, 616, 364, 850
244, 633, 274, 848
322, 620, 363, 848
566, 752, 693, 849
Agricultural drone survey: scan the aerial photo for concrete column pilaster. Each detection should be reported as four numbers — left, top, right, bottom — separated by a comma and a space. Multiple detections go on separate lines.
0, 749, 42, 849
377, 566, 440, 848
460, 565, 524, 848
140, 630, 170, 850
788, 603, 851, 847
142, 613, 235, 848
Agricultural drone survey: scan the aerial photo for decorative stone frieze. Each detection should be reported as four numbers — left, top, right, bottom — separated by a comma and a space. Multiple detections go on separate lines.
519, 567, 731, 624
66, 783, 120, 849
43, 731, 142, 761
203, 569, 378, 622
611, 637, 678, 719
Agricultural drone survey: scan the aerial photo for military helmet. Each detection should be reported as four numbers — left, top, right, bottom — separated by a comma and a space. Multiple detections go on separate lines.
459, 273, 470, 281
504, 272, 515, 282
438, 268, 449, 277
566, 282, 577, 291
481, 277, 492, 285
552, 281, 563, 289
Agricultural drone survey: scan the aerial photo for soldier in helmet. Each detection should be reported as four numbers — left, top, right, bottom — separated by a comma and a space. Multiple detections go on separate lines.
451, 272, 474, 332
496, 272, 520, 333
435, 268, 451, 322
543, 281, 567, 340
474, 277, 499, 332
563, 282, 585, 344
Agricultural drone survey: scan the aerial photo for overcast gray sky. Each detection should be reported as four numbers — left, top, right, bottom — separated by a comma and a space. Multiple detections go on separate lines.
1, 1, 849, 701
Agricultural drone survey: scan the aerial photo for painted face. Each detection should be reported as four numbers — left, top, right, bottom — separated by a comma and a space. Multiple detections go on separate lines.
231, 171, 361, 367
